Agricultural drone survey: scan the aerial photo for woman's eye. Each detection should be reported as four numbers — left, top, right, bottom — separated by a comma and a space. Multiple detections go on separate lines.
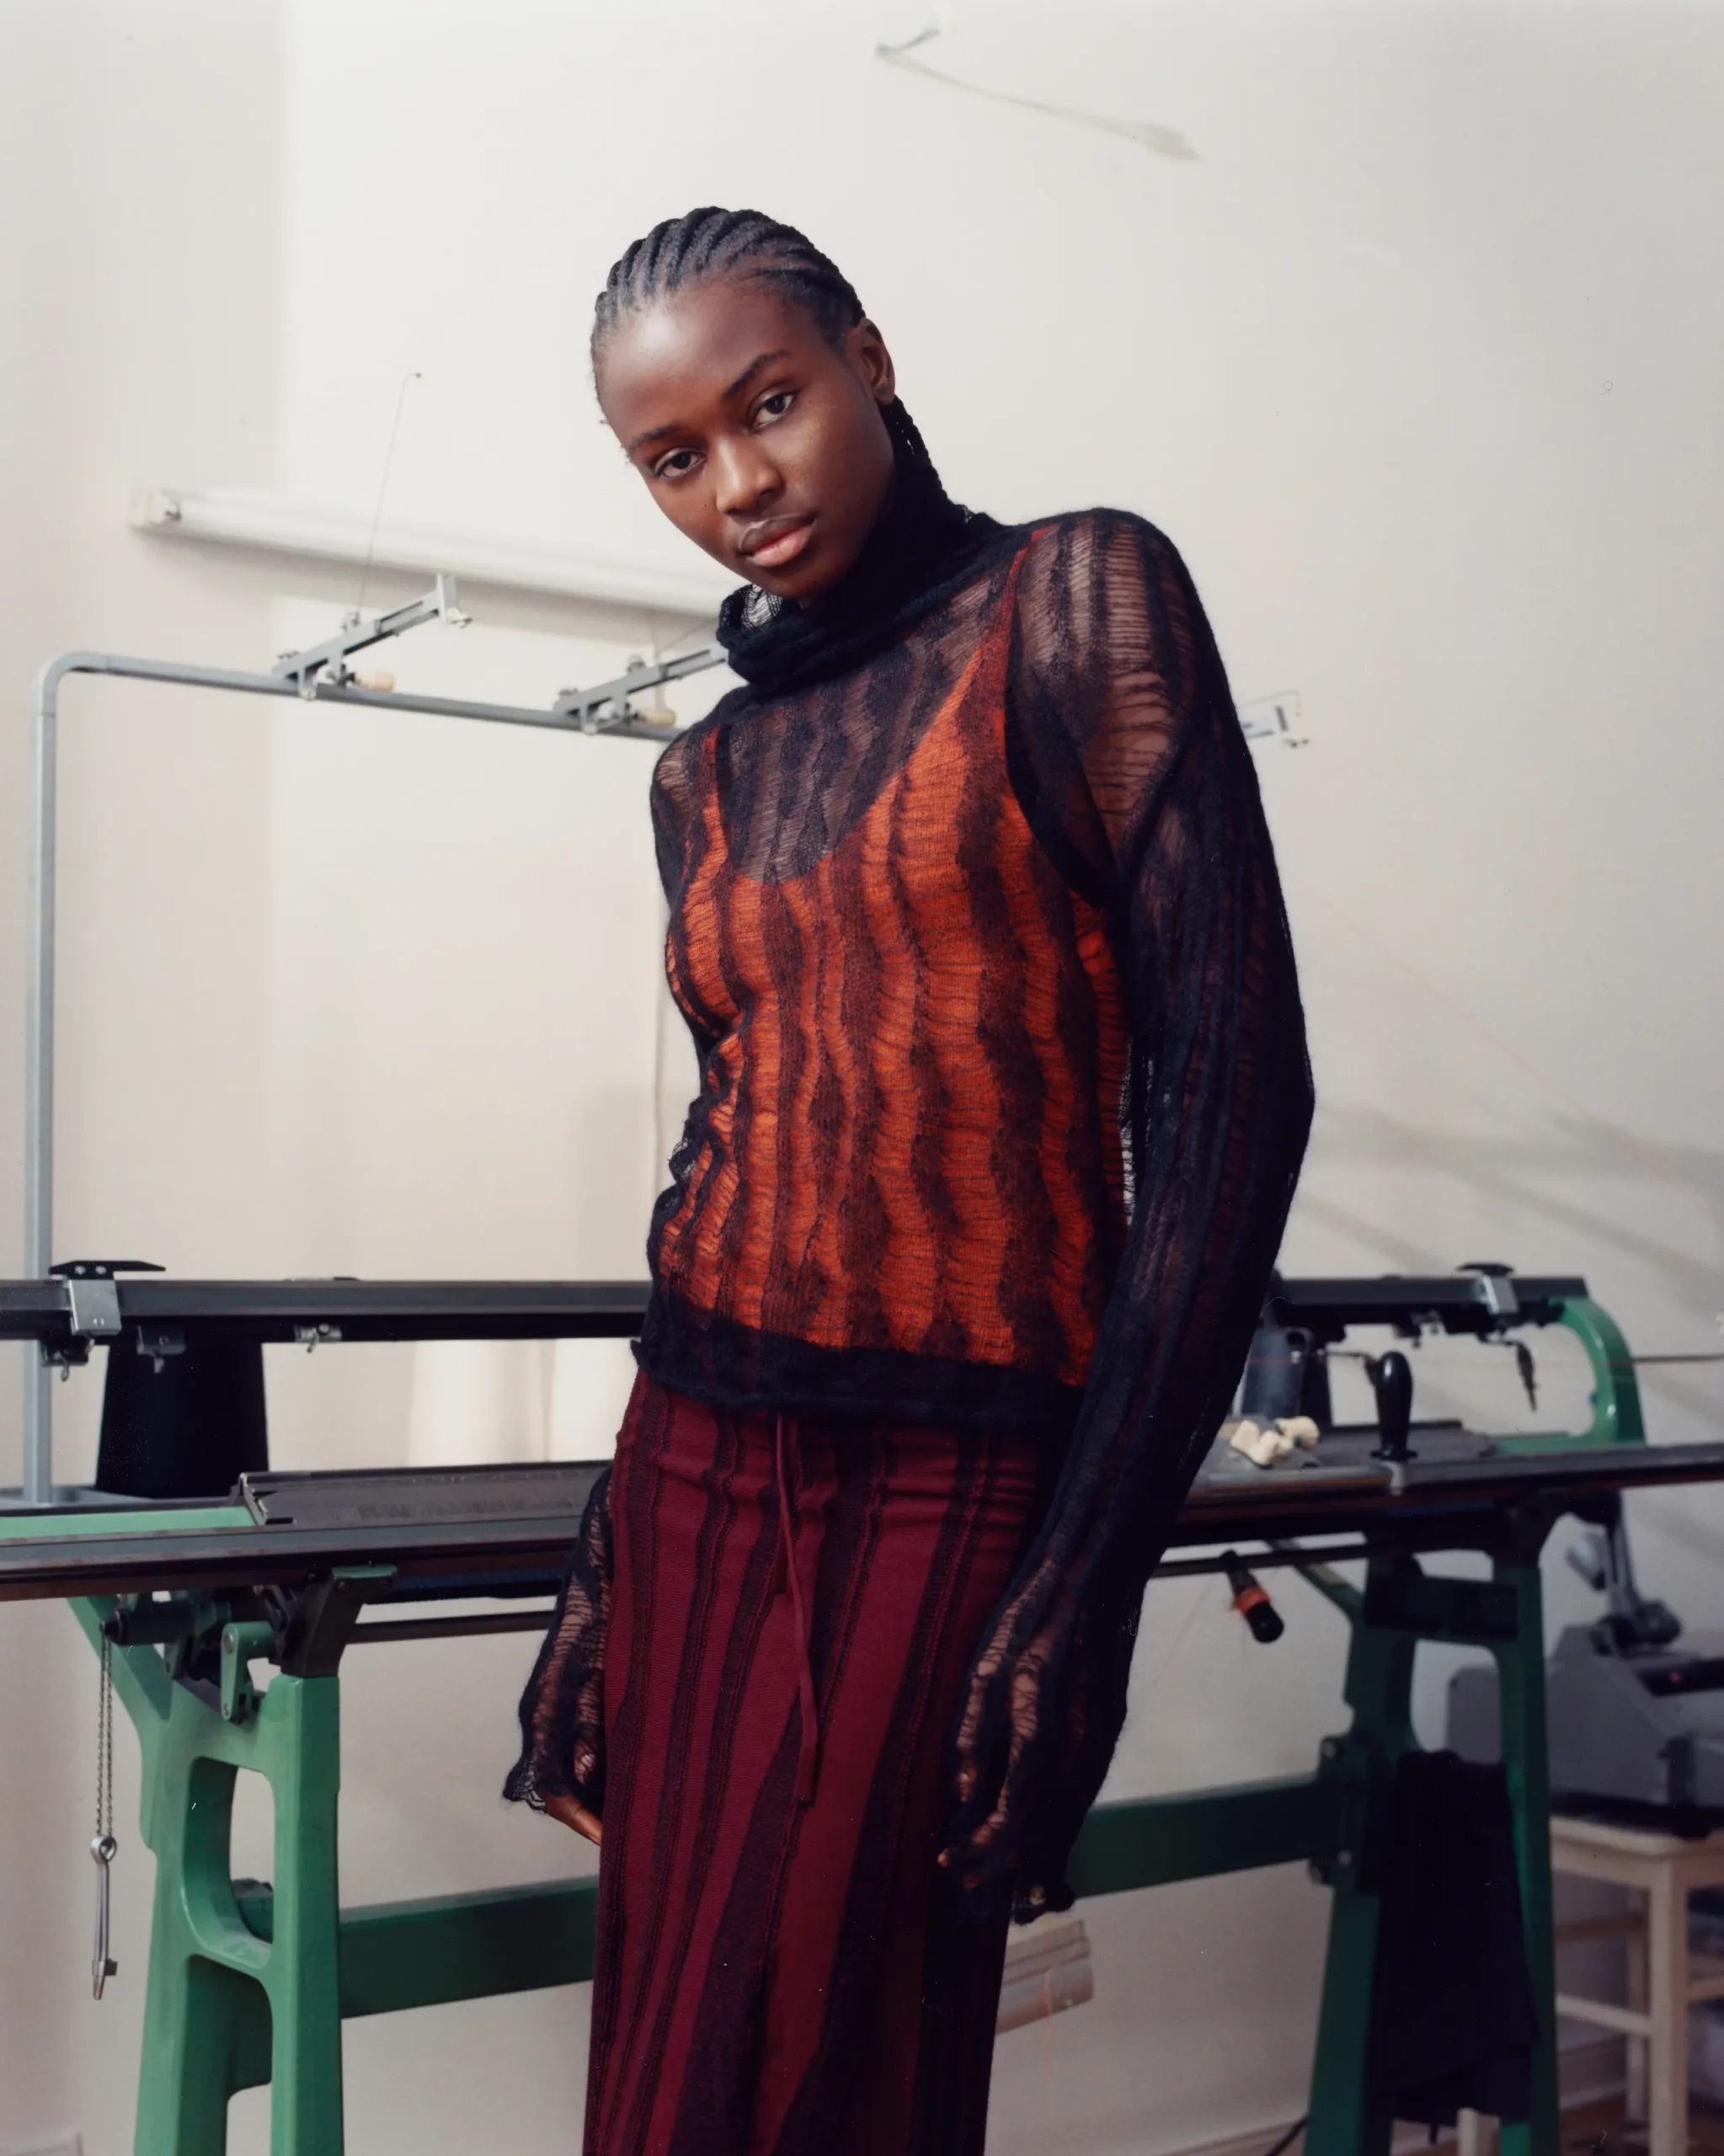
755, 391, 794, 424
653, 448, 701, 481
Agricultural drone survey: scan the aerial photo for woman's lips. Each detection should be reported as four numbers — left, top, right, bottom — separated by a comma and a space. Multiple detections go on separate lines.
743, 517, 814, 570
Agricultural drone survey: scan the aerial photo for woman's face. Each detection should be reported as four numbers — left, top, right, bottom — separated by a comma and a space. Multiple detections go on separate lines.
595, 279, 898, 604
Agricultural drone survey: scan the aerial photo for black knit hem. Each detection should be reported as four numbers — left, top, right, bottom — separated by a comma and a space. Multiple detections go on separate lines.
635, 1290, 1083, 1439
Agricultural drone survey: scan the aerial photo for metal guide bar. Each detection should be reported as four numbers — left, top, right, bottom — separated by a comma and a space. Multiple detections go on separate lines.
1267, 1273, 1588, 1335
0, 1277, 652, 1347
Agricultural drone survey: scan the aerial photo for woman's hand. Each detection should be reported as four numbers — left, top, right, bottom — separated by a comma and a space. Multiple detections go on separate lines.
938, 1618, 1045, 1887
939, 1578, 1133, 1908
544, 1790, 603, 1846
505, 1466, 614, 1845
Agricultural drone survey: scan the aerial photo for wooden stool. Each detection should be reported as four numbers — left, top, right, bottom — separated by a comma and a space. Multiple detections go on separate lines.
1550, 1813, 1724, 2155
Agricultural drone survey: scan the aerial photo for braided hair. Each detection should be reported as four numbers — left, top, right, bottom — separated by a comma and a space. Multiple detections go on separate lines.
591, 207, 867, 371
591, 207, 949, 487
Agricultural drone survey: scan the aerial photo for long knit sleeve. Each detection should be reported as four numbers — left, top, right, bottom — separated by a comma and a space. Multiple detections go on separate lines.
504, 1466, 614, 1816
947, 512, 1315, 1913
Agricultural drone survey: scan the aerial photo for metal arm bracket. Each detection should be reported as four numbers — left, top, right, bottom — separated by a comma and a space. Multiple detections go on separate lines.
552, 645, 726, 734
270, 576, 472, 696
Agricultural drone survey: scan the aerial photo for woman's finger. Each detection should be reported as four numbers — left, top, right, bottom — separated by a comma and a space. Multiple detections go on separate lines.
953, 1655, 999, 1759
965, 1800, 1008, 1856
543, 1791, 603, 1846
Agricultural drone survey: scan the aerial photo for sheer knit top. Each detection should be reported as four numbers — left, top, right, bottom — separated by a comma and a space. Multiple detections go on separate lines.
638, 526, 1130, 1429
511, 504, 1314, 1914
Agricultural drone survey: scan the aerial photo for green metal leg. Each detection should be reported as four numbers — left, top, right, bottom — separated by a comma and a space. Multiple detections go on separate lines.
136, 1681, 344, 2156
1300, 1545, 1560, 2153
1493, 1557, 1561, 2156
1303, 1561, 1417, 2156
73, 1600, 345, 2156
254, 1677, 344, 2156
1307, 1891, 1397, 2154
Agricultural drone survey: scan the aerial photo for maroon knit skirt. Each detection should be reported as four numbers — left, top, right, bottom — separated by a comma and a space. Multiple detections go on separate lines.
585, 1374, 1051, 2156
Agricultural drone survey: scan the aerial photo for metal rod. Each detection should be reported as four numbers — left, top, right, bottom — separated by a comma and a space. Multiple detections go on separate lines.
1155, 1540, 1374, 1581
22, 659, 58, 1504
348, 1609, 554, 1645
19, 643, 723, 1506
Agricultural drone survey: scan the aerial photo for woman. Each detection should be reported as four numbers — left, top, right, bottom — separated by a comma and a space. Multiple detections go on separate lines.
508, 207, 1313, 2156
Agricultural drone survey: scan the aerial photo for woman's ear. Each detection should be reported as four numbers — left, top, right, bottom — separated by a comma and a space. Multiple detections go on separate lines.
846, 318, 897, 406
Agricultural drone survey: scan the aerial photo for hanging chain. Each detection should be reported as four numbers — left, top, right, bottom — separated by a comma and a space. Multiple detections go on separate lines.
96, 1631, 114, 1843
91, 1631, 118, 1999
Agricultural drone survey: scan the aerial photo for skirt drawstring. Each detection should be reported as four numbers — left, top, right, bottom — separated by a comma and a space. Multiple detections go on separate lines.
775, 1411, 820, 1806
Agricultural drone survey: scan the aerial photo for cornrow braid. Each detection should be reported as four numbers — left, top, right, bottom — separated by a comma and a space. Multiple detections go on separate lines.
592, 206, 960, 521
591, 207, 866, 371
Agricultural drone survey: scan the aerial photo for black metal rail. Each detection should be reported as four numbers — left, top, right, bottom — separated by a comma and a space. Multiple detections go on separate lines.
0, 1278, 652, 1348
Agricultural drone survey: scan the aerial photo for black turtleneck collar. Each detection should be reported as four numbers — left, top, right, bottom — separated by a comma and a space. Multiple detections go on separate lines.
713, 401, 1010, 701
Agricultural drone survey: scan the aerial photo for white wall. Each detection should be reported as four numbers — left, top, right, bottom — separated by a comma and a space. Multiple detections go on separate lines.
1, 3, 287, 2141
3, 3, 1722, 2152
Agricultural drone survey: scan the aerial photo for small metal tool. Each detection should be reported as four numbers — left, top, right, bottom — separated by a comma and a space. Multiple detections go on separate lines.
91, 1832, 118, 1999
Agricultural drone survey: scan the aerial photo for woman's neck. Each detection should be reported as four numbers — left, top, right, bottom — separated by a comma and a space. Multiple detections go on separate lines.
716, 401, 1000, 695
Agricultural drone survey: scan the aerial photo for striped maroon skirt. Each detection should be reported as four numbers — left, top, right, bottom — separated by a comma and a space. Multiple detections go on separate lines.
585, 1374, 1051, 2156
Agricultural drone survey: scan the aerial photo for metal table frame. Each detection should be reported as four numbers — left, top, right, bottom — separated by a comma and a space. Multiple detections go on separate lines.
16, 1476, 1572, 2156
5, 1315, 1713, 2153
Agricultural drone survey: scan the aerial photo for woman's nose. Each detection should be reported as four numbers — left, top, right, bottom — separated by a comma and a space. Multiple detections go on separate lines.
712, 440, 782, 519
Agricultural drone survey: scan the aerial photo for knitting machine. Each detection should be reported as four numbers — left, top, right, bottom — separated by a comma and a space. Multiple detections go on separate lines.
3, 1262, 1721, 2155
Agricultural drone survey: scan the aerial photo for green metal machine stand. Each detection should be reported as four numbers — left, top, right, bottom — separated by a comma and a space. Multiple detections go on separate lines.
1297, 1542, 1559, 2153
72, 1524, 1564, 2156
71, 1586, 599, 2156
66, 1290, 1646, 2153
1064, 1529, 1561, 2156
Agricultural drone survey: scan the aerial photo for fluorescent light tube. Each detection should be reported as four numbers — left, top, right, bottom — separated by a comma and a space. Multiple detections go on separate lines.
131, 487, 729, 620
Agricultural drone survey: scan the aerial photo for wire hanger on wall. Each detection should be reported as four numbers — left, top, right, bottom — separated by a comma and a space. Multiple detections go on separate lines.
877, 24, 1198, 163
357, 370, 423, 615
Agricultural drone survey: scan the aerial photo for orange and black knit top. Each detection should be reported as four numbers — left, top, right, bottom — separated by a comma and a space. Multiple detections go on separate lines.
632, 466, 1313, 1905
519, 430, 1314, 1913
641, 497, 1310, 1439
640, 522, 1131, 1430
